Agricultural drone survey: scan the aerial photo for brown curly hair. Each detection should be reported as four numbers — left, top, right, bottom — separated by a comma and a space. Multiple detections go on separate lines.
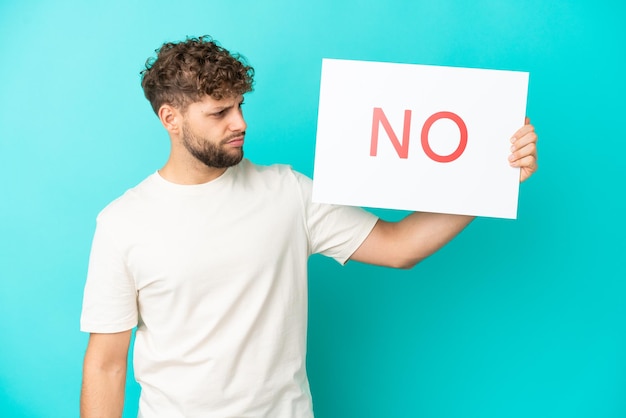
140, 36, 254, 114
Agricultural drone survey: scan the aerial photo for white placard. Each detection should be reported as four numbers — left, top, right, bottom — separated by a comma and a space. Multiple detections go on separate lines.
312, 59, 529, 219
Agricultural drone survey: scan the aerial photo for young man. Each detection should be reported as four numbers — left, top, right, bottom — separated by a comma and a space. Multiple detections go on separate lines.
80, 36, 538, 418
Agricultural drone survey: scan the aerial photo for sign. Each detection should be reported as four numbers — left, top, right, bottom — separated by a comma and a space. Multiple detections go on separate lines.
312, 59, 529, 219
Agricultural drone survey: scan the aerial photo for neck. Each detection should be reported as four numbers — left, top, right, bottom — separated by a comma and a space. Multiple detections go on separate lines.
159, 155, 228, 185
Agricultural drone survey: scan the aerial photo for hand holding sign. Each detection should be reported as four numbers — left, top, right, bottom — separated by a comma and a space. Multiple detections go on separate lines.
312, 59, 530, 219
509, 118, 538, 182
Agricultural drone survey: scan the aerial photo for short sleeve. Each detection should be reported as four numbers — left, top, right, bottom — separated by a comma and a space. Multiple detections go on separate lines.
293, 171, 378, 264
80, 216, 138, 333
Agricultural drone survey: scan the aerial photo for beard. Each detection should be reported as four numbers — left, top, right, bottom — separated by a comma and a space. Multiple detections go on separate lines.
182, 123, 244, 169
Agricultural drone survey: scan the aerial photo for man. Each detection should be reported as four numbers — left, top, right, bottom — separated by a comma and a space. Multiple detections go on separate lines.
80, 36, 537, 418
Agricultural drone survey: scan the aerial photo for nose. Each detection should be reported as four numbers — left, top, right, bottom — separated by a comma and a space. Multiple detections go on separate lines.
229, 108, 247, 132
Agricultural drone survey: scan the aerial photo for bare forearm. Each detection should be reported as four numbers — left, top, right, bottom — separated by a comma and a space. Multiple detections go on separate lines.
80, 365, 126, 418
80, 331, 131, 418
351, 212, 474, 269
392, 212, 474, 266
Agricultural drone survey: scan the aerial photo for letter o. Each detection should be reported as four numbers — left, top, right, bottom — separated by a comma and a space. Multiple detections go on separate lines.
420, 111, 468, 163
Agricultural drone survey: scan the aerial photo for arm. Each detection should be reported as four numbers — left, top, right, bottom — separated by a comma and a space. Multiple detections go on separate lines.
350, 121, 538, 269
80, 330, 132, 418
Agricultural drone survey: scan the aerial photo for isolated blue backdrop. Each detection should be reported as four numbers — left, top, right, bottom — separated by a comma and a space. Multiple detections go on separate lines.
1, 1, 625, 417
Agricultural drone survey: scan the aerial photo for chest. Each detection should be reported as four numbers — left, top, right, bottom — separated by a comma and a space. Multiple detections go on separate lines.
123, 189, 308, 294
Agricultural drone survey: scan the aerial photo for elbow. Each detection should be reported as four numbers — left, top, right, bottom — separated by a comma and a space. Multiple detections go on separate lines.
391, 256, 424, 270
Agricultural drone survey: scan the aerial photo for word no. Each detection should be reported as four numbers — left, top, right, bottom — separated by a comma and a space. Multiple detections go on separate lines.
370, 108, 468, 162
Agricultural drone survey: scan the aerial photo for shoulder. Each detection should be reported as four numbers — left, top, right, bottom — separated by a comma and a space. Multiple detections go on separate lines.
95, 173, 157, 227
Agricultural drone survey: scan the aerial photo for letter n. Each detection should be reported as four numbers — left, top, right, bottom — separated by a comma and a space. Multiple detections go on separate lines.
370, 108, 412, 159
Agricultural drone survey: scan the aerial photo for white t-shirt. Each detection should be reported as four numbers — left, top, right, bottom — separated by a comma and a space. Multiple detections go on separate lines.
80, 159, 378, 418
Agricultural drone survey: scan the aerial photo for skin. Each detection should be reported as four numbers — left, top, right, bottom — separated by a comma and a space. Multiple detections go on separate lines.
80, 96, 538, 417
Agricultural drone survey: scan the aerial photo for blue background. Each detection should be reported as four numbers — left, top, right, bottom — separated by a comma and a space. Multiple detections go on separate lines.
1, 1, 625, 417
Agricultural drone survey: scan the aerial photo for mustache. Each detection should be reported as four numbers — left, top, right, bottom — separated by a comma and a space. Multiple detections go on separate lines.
221, 131, 246, 144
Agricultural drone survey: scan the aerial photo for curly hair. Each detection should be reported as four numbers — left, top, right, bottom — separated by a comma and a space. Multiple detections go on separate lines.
140, 36, 254, 114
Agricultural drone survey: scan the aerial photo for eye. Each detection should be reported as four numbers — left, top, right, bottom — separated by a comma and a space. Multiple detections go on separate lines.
211, 109, 228, 118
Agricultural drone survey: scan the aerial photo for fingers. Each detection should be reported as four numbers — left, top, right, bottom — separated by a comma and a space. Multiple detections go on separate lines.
510, 123, 537, 154
509, 143, 537, 167
510, 134, 535, 162
510, 124, 536, 145
509, 121, 538, 182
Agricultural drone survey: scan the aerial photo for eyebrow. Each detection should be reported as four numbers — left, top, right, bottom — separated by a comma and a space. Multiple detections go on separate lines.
203, 97, 244, 114
200, 104, 231, 116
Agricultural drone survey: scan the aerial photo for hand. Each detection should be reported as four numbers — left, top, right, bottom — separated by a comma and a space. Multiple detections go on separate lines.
509, 117, 538, 182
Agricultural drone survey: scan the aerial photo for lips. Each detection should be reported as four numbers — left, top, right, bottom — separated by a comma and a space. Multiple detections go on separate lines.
225, 133, 245, 147
227, 136, 244, 147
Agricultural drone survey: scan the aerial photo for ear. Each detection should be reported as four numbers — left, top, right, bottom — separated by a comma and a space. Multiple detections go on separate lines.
158, 104, 182, 135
